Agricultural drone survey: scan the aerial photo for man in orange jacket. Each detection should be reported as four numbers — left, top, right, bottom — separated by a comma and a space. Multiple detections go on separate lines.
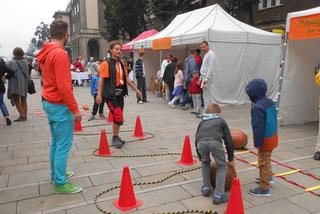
37, 20, 83, 194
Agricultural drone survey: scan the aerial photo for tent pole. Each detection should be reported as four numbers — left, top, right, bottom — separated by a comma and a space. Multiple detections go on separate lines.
277, 32, 288, 123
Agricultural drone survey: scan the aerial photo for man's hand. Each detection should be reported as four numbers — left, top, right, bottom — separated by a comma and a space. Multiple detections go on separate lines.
96, 94, 102, 104
229, 160, 235, 168
136, 90, 142, 98
202, 79, 208, 87
74, 111, 82, 122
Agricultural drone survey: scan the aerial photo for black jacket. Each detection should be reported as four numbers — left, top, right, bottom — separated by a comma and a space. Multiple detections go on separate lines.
162, 62, 177, 87
0, 64, 15, 94
135, 58, 144, 78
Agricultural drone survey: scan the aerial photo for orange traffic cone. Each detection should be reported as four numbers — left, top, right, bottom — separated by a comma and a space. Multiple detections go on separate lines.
177, 135, 198, 166
224, 178, 244, 214
95, 130, 111, 156
132, 116, 144, 139
107, 111, 113, 124
113, 166, 142, 211
74, 120, 83, 132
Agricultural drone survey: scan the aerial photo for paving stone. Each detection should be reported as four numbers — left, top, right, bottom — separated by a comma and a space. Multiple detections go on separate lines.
132, 201, 188, 214
17, 193, 85, 214
134, 162, 183, 177
287, 192, 320, 213
13, 147, 49, 159
0, 151, 13, 161
0, 175, 9, 188
2, 161, 49, 175
69, 161, 113, 177
8, 169, 50, 187
66, 204, 100, 214
0, 202, 17, 214
89, 168, 140, 186
0, 158, 27, 168
0, 146, 8, 152
0, 185, 39, 204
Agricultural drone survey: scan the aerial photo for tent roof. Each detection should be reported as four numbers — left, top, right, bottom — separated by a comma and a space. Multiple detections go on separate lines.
134, 4, 281, 49
286, 6, 320, 32
122, 29, 158, 52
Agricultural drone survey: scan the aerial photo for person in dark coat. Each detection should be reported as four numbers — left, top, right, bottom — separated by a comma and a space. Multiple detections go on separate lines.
162, 57, 178, 102
0, 59, 15, 125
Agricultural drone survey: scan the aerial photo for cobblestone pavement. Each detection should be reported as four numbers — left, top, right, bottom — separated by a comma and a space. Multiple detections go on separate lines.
0, 75, 319, 214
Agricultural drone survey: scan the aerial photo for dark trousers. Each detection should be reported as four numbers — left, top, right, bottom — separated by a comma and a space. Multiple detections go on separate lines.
181, 81, 193, 107
92, 95, 104, 116
137, 76, 147, 102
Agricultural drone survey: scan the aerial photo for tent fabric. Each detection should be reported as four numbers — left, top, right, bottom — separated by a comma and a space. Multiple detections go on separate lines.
279, 7, 320, 125
122, 29, 158, 52
134, 4, 282, 105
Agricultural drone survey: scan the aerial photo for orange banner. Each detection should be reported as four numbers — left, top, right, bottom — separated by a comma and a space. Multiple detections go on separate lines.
289, 13, 320, 40
152, 37, 172, 50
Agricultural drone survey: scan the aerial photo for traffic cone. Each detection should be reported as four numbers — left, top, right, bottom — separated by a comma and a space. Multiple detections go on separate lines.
74, 120, 83, 132
107, 111, 113, 124
132, 116, 144, 139
95, 130, 111, 156
224, 178, 244, 214
177, 135, 198, 166
113, 166, 142, 211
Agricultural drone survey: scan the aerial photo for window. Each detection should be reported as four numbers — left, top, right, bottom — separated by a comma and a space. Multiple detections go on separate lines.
259, 0, 281, 10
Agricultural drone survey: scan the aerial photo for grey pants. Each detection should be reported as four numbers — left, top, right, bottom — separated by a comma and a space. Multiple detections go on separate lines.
197, 138, 227, 197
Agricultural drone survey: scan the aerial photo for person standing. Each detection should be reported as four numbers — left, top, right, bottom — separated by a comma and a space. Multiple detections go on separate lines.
87, 57, 99, 78
96, 42, 142, 149
181, 50, 198, 110
314, 62, 320, 161
88, 69, 104, 121
36, 20, 83, 194
199, 41, 216, 109
6, 47, 29, 122
163, 57, 178, 102
195, 48, 202, 69
0, 60, 14, 125
135, 52, 147, 104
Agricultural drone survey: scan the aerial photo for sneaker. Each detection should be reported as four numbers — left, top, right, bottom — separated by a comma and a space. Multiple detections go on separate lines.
213, 194, 229, 205
138, 101, 144, 104
181, 106, 187, 110
168, 103, 176, 108
118, 136, 126, 145
13, 116, 27, 122
248, 187, 272, 197
313, 151, 320, 161
99, 114, 105, 119
53, 182, 83, 194
5, 118, 11, 126
190, 111, 196, 114
112, 136, 123, 149
143, 100, 149, 103
255, 176, 275, 184
51, 171, 74, 183
88, 115, 95, 121
201, 186, 211, 197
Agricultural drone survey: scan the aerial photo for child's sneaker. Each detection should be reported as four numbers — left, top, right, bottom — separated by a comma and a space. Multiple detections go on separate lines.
88, 115, 95, 121
168, 103, 176, 108
190, 111, 196, 114
213, 194, 229, 205
112, 136, 123, 149
99, 114, 105, 119
255, 176, 275, 184
201, 186, 211, 197
53, 182, 83, 194
248, 187, 272, 197
5, 118, 11, 126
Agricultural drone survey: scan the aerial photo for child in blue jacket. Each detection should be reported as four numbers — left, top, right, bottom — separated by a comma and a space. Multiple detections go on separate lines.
245, 79, 278, 197
89, 70, 105, 121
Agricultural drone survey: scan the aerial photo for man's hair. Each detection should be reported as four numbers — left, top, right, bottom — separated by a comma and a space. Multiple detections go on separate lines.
196, 48, 201, 54
13, 47, 25, 59
109, 41, 122, 50
139, 52, 145, 57
200, 41, 209, 46
205, 104, 221, 114
171, 57, 178, 62
50, 20, 68, 40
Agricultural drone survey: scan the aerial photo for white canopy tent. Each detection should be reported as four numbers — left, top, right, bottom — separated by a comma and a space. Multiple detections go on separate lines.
134, 4, 282, 104
279, 7, 320, 124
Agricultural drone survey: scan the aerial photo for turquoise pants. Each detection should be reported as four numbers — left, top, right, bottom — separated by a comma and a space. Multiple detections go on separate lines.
43, 101, 74, 185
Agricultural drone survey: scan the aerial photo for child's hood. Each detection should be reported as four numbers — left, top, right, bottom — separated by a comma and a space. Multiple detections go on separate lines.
245, 79, 267, 103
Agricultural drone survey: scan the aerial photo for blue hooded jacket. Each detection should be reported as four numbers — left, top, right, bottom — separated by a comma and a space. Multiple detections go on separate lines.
245, 79, 278, 150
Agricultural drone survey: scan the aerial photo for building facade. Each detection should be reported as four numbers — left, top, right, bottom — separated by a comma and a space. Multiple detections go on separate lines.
53, 0, 110, 61
206, 0, 320, 31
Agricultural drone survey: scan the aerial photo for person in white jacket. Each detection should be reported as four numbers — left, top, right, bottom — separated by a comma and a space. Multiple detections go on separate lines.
160, 55, 172, 102
200, 41, 216, 108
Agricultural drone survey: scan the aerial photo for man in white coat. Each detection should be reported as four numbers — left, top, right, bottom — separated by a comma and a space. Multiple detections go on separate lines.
199, 41, 216, 109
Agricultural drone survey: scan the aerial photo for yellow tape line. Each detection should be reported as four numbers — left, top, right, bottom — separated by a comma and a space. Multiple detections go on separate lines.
305, 185, 320, 192
234, 151, 250, 155
275, 169, 300, 177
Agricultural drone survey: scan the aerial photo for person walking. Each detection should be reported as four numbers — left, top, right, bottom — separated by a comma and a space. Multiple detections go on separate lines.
168, 62, 184, 107
6, 47, 29, 122
135, 52, 147, 104
36, 20, 83, 194
0, 60, 14, 125
199, 41, 216, 109
181, 50, 198, 110
163, 57, 178, 103
96, 41, 142, 149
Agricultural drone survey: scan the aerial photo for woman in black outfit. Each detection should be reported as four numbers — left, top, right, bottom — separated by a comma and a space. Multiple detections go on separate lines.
162, 57, 178, 102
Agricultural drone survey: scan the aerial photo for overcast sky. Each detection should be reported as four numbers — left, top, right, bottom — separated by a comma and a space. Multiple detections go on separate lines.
0, 0, 69, 58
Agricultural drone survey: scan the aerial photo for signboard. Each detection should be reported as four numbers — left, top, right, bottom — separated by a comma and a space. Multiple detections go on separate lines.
289, 13, 320, 40
152, 37, 172, 50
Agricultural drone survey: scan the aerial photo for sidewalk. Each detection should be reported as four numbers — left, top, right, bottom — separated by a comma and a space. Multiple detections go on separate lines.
0, 78, 319, 214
